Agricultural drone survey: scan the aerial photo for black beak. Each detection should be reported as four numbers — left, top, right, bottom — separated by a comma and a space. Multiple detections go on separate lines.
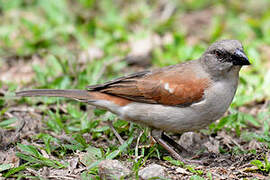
232, 49, 250, 66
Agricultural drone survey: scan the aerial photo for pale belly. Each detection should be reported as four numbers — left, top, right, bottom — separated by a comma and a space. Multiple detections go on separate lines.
118, 102, 223, 133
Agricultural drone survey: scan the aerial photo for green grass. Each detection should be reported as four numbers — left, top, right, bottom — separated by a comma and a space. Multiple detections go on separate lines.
0, 0, 270, 179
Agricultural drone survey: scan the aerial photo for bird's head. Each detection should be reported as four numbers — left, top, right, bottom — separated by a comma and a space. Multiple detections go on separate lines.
201, 39, 250, 79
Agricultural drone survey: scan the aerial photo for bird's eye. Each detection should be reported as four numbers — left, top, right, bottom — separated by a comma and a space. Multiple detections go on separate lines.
213, 50, 222, 58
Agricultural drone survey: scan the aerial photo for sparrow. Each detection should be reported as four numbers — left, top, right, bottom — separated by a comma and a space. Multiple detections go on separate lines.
16, 39, 250, 164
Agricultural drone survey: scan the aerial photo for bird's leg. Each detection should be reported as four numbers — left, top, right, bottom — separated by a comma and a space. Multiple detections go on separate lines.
107, 120, 124, 145
161, 132, 190, 155
162, 132, 210, 160
151, 129, 205, 165
151, 129, 187, 162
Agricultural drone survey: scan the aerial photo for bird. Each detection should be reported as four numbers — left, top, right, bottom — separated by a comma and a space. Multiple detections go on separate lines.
16, 39, 250, 164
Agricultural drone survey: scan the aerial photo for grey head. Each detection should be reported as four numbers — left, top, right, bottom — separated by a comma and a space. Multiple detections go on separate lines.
200, 39, 250, 80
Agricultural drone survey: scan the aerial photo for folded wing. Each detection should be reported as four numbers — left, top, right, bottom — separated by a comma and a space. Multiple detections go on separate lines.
87, 65, 210, 106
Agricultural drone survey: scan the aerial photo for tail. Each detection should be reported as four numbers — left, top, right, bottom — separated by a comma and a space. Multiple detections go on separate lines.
16, 89, 93, 102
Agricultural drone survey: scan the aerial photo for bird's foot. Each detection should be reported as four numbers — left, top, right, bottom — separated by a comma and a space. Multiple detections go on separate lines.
151, 129, 211, 165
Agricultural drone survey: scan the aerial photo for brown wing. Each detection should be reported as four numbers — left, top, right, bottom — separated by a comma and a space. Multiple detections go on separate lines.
87, 64, 210, 106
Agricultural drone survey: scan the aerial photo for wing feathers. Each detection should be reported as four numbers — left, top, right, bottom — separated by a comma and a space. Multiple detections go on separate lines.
86, 64, 211, 106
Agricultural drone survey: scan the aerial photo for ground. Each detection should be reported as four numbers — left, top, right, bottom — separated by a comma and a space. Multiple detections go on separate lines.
0, 0, 270, 179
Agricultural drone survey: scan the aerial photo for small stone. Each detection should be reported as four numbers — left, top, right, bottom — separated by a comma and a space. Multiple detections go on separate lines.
98, 160, 131, 180
248, 139, 261, 150
204, 138, 220, 154
175, 167, 191, 175
178, 132, 207, 152
266, 152, 270, 163
138, 164, 166, 180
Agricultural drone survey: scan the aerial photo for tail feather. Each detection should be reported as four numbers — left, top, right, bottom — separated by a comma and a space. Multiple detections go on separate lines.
16, 89, 93, 102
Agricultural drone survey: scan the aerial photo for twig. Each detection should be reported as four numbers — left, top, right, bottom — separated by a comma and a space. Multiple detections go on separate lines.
48, 175, 77, 180
5, 112, 14, 118
135, 130, 144, 160
26, 168, 41, 177
10, 116, 26, 143
7, 107, 35, 113
160, 0, 176, 22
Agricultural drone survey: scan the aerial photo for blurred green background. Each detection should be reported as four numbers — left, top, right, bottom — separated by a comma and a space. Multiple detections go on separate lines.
0, 0, 270, 179
0, 0, 269, 105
